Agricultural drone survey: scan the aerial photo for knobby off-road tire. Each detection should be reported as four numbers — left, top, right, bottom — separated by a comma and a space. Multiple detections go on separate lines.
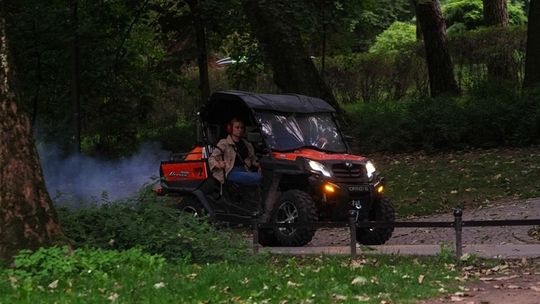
356, 198, 395, 245
176, 196, 207, 218
271, 190, 317, 246
258, 228, 279, 246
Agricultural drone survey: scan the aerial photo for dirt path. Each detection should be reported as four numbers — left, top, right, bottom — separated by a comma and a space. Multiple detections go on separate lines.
420, 259, 540, 304
309, 198, 540, 247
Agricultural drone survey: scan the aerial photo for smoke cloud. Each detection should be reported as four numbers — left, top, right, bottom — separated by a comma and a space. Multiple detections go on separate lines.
38, 142, 169, 205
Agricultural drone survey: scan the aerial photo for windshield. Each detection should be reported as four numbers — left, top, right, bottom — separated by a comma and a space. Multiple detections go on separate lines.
255, 111, 347, 152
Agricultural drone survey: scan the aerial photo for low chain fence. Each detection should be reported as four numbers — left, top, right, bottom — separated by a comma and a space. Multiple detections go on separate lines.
247, 208, 540, 258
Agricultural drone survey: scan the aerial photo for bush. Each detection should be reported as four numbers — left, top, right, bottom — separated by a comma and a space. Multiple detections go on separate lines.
56, 194, 252, 264
344, 84, 540, 152
4, 246, 164, 291
369, 21, 417, 54
442, 0, 526, 34
326, 51, 427, 104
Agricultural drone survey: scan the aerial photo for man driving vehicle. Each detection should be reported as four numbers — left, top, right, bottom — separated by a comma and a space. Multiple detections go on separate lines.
208, 117, 262, 185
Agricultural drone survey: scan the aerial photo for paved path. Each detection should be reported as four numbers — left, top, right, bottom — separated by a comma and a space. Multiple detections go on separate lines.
261, 198, 540, 258
263, 244, 540, 259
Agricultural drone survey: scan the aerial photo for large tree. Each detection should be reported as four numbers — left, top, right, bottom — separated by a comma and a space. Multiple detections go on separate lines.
524, 0, 540, 88
242, 0, 339, 111
0, 8, 65, 262
413, 0, 460, 97
483, 0, 514, 82
185, 0, 210, 105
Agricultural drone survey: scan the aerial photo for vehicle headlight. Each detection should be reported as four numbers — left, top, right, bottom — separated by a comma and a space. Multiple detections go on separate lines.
307, 160, 332, 177
365, 161, 376, 179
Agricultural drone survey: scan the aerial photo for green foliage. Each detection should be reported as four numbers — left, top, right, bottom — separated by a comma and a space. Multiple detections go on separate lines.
369, 21, 416, 54
442, 0, 527, 34
344, 83, 540, 153
1, 255, 459, 303
328, 25, 526, 104
448, 25, 527, 91
220, 32, 267, 91
56, 195, 252, 264
4, 246, 164, 291
326, 48, 428, 103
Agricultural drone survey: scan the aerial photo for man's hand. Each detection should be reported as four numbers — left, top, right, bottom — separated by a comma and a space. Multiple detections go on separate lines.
215, 160, 226, 169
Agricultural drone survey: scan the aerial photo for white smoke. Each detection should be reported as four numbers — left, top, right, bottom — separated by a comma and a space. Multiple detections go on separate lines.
38, 142, 170, 205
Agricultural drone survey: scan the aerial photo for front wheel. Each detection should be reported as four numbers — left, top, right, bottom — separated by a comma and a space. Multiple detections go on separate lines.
356, 198, 395, 245
271, 190, 317, 246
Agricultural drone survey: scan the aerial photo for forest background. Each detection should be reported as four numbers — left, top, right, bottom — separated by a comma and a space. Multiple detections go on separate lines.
8, 0, 538, 160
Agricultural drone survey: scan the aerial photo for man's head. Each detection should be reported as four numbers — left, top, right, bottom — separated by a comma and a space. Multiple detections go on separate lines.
227, 117, 246, 138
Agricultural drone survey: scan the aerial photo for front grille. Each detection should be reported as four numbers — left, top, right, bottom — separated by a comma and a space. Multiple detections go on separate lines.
331, 163, 367, 183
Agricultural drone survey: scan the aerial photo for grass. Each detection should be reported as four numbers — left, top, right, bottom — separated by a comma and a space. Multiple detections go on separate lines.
370, 146, 540, 216
0, 251, 460, 304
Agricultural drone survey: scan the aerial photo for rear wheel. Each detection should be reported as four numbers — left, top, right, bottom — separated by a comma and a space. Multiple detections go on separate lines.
356, 198, 395, 245
271, 190, 317, 246
176, 196, 206, 218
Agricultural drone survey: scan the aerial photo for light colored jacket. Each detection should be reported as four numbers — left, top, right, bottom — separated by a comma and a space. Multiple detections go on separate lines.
208, 135, 257, 184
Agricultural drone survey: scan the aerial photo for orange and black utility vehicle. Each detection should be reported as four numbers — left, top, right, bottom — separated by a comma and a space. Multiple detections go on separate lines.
155, 91, 395, 246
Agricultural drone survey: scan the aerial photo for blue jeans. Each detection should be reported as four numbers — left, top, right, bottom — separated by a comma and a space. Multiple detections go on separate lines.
228, 166, 262, 185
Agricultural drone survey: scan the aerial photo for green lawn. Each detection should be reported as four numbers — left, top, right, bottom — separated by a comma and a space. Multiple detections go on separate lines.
0, 251, 460, 304
371, 147, 540, 216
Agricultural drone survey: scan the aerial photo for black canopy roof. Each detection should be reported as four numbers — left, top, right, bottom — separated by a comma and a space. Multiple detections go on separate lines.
201, 90, 336, 124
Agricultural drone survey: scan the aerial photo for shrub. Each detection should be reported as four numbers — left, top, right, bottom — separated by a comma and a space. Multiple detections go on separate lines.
442, 0, 526, 34
56, 194, 252, 264
369, 21, 417, 54
326, 51, 427, 104
344, 83, 540, 152
4, 246, 164, 291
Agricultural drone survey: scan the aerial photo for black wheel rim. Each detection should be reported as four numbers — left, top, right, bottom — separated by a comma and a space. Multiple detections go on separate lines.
182, 205, 200, 217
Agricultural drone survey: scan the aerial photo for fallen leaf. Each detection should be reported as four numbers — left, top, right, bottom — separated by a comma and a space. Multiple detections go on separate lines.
48, 280, 59, 289
287, 281, 301, 287
353, 295, 370, 302
351, 276, 368, 285
108, 293, 119, 302
530, 286, 540, 292
332, 294, 347, 301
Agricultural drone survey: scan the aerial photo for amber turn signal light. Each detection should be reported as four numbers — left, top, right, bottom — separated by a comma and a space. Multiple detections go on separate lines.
323, 182, 340, 194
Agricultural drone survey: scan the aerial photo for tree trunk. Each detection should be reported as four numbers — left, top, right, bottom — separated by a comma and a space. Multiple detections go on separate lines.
414, 0, 460, 97
186, 0, 210, 105
0, 9, 65, 263
69, 0, 81, 153
483, 0, 514, 82
524, 0, 540, 88
242, 0, 340, 111
483, 0, 509, 26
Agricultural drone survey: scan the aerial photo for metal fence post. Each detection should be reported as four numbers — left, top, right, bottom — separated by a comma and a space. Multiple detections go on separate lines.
252, 214, 259, 254
453, 208, 463, 259
349, 210, 357, 258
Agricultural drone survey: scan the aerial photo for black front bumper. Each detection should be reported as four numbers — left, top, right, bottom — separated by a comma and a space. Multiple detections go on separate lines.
310, 176, 384, 221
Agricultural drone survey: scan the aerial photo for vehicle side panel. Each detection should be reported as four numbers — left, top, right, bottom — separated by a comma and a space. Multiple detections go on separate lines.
160, 161, 208, 191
